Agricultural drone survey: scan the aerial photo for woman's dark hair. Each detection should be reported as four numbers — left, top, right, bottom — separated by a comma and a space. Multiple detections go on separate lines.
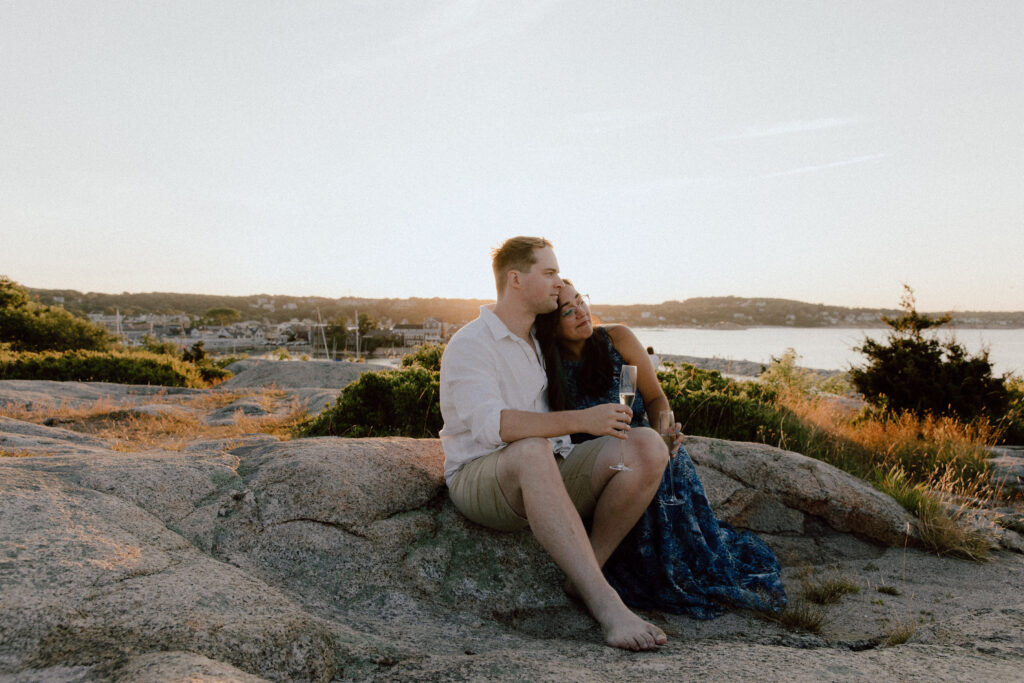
535, 280, 614, 411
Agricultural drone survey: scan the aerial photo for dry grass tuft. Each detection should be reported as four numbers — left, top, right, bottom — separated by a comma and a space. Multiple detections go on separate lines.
876, 585, 902, 596
801, 573, 861, 605
771, 392, 1002, 560
916, 504, 992, 562
883, 615, 917, 646
760, 598, 827, 634
0, 396, 122, 424
0, 390, 308, 452
781, 393, 995, 485
994, 515, 1024, 535
877, 465, 991, 562
0, 448, 54, 458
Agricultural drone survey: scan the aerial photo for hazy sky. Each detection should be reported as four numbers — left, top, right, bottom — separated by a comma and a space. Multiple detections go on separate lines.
2, 1, 1022, 311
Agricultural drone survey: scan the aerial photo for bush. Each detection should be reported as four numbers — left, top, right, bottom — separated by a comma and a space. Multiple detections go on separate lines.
140, 334, 180, 356
298, 365, 441, 438
759, 348, 856, 398
997, 376, 1024, 445
181, 340, 207, 363
0, 277, 112, 352
850, 286, 1010, 422
0, 349, 206, 388
658, 362, 785, 442
758, 348, 818, 395
401, 343, 444, 372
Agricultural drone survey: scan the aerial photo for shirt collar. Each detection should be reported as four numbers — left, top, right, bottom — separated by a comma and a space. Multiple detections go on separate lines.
479, 305, 539, 346
479, 305, 515, 341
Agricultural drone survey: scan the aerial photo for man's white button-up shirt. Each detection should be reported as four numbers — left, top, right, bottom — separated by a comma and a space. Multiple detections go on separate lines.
439, 305, 573, 485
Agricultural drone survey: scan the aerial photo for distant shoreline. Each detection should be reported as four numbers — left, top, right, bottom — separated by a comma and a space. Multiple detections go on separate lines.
655, 354, 843, 378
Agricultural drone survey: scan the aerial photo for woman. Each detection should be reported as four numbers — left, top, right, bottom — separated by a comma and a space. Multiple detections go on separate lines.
536, 281, 786, 619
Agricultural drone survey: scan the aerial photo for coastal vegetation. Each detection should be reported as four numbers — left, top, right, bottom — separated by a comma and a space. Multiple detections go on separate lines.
1, 277, 233, 388
297, 344, 443, 438
0, 348, 207, 388
851, 286, 1012, 424
1, 276, 112, 352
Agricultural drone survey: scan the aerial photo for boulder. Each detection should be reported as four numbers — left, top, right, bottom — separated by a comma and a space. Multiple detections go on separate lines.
686, 436, 920, 547
0, 416, 111, 455
988, 447, 1024, 497
3, 418, 1023, 681
0, 465, 396, 681
0, 380, 201, 411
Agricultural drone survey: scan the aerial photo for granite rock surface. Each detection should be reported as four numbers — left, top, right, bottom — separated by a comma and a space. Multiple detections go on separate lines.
1, 371, 1023, 682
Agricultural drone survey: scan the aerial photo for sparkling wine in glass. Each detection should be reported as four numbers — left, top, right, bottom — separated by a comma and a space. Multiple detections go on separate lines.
610, 365, 638, 471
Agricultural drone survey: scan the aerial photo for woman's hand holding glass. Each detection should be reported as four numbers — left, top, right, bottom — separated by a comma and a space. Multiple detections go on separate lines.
654, 409, 684, 505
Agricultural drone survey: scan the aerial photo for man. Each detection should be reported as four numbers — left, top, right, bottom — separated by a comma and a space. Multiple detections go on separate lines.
439, 236, 668, 651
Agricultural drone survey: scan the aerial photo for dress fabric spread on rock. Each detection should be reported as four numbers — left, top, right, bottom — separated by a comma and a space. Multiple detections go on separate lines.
559, 330, 787, 618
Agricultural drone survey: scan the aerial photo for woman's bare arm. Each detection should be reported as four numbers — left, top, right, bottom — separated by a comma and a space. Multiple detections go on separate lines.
606, 324, 672, 422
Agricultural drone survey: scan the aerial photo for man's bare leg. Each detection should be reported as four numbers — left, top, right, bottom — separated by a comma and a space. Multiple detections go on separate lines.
559, 428, 667, 601
588, 427, 668, 567
496, 438, 667, 652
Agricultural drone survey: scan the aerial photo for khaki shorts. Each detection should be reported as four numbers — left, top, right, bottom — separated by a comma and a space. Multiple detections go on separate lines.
448, 436, 616, 531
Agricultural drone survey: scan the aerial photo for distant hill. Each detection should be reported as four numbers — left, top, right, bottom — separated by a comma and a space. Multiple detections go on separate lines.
26, 288, 1024, 329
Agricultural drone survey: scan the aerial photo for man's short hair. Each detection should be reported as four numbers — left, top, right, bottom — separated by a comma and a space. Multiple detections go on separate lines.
491, 236, 553, 296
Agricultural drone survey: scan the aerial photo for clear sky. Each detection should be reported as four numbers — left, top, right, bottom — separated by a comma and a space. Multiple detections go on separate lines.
2, 1, 1021, 311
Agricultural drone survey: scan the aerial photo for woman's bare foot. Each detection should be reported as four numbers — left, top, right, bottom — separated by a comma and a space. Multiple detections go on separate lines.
601, 609, 667, 651
589, 594, 667, 651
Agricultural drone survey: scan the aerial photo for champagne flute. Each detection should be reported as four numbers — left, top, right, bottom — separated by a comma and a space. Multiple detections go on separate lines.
610, 365, 638, 471
655, 409, 683, 505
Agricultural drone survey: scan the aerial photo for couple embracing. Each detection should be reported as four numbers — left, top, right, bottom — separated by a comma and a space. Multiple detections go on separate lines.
439, 236, 784, 652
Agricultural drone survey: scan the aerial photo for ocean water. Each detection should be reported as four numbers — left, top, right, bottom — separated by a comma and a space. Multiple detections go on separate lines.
632, 327, 1024, 377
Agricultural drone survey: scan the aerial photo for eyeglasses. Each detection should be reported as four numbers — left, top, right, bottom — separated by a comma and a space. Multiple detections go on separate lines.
559, 294, 591, 319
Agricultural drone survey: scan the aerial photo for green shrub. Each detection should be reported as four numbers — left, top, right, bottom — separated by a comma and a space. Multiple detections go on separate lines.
401, 343, 444, 372
195, 363, 232, 384
0, 277, 112, 352
210, 354, 247, 369
140, 334, 180, 356
851, 286, 1010, 423
758, 348, 818, 395
298, 365, 441, 438
998, 376, 1024, 445
658, 362, 784, 442
181, 340, 207, 363
0, 349, 206, 388
759, 348, 856, 397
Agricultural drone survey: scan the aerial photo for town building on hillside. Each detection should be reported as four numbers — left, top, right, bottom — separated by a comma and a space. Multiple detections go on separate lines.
392, 318, 452, 346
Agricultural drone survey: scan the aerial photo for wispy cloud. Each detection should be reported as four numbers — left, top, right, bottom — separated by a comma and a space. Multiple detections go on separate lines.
612, 175, 723, 197
760, 152, 888, 179
713, 117, 859, 142
311, 1, 560, 83
568, 107, 667, 135
370, 0, 559, 74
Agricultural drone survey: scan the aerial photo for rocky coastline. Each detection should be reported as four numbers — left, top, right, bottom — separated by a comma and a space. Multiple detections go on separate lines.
1, 365, 1023, 681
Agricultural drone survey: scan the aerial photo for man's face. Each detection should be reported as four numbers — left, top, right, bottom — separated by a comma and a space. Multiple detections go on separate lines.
516, 247, 562, 314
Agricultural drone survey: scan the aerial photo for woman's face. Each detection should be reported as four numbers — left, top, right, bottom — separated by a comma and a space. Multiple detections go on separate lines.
556, 285, 593, 343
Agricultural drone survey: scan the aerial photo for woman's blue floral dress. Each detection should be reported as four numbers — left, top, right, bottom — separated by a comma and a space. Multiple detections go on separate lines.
560, 328, 787, 618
